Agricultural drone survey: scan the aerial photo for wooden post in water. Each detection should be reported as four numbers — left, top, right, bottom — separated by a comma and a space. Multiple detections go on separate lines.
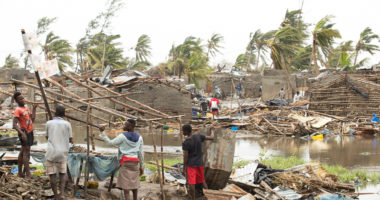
150, 122, 165, 199
84, 103, 91, 197
161, 125, 165, 185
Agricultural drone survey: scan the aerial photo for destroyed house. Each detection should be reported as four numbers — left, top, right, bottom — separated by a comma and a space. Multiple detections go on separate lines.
309, 71, 380, 119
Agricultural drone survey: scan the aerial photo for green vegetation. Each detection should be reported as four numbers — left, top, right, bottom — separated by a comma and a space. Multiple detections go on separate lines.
233, 155, 380, 183
145, 157, 182, 172
0, 131, 18, 136
233, 160, 252, 169
261, 156, 306, 170
322, 164, 380, 183
30, 164, 45, 170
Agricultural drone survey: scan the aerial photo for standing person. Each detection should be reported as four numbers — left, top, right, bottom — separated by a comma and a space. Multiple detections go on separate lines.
200, 100, 208, 117
12, 91, 37, 178
99, 119, 143, 200
236, 83, 242, 98
45, 105, 72, 200
215, 86, 221, 99
259, 86, 262, 98
279, 88, 285, 99
209, 96, 220, 120
293, 91, 301, 103
182, 124, 215, 200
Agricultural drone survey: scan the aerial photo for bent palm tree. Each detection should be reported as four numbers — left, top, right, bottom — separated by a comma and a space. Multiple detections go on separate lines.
135, 34, 152, 63
311, 16, 341, 75
87, 33, 127, 69
206, 33, 223, 59
248, 30, 276, 70
42, 32, 73, 71
353, 27, 379, 66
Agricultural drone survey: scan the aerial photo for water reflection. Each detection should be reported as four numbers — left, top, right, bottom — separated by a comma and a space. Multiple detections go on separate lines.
235, 135, 380, 172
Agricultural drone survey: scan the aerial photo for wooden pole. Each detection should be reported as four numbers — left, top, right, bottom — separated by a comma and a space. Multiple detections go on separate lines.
150, 122, 165, 199
108, 172, 115, 192
263, 117, 285, 136
161, 125, 165, 185
84, 103, 91, 197
85, 63, 96, 151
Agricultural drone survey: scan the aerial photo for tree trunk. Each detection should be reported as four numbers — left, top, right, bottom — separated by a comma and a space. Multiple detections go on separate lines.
101, 34, 107, 71
280, 52, 295, 97
312, 33, 320, 75
256, 48, 261, 71
247, 46, 252, 71
353, 49, 359, 66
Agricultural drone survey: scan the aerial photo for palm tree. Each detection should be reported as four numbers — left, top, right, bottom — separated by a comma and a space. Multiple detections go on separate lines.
206, 33, 223, 59
2, 54, 20, 69
235, 53, 255, 71
185, 51, 213, 88
292, 45, 312, 71
248, 30, 276, 70
42, 32, 73, 71
353, 27, 379, 66
311, 16, 341, 75
135, 34, 152, 63
87, 33, 127, 69
267, 26, 303, 70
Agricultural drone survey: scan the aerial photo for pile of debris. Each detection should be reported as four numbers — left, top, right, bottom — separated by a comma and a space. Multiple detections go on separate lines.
0, 166, 107, 199
191, 99, 379, 137
204, 162, 357, 200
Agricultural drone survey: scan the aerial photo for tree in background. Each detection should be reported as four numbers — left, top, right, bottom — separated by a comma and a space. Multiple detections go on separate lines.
87, 33, 127, 69
234, 53, 255, 71
135, 34, 152, 63
311, 16, 341, 75
326, 40, 354, 68
186, 51, 213, 87
42, 32, 73, 71
267, 25, 303, 70
2, 54, 20, 69
206, 33, 224, 59
78, 0, 125, 71
353, 27, 379, 66
247, 30, 276, 70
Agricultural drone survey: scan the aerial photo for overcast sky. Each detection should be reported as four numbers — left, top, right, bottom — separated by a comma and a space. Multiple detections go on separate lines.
1, 0, 379, 69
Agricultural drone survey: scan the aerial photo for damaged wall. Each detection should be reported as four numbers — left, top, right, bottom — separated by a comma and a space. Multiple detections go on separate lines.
120, 82, 192, 122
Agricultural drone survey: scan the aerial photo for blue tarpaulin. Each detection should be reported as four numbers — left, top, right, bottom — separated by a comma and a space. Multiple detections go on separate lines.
31, 152, 119, 181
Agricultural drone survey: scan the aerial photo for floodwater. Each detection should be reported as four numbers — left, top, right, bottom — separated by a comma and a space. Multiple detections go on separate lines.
2, 122, 380, 199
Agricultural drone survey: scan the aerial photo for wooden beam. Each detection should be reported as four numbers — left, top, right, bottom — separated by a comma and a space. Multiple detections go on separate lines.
11, 78, 138, 120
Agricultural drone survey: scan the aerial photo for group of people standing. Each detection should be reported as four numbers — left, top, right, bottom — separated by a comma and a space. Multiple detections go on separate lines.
12, 91, 213, 200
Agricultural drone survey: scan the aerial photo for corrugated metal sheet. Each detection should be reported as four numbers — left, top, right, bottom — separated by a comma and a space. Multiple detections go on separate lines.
238, 193, 256, 200
230, 162, 259, 187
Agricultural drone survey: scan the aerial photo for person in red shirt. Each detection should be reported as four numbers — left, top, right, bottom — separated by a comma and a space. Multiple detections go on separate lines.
209, 96, 220, 119
12, 92, 37, 178
182, 124, 215, 200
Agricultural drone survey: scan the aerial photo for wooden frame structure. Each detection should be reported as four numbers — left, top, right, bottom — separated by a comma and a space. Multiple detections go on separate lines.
1, 72, 186, 199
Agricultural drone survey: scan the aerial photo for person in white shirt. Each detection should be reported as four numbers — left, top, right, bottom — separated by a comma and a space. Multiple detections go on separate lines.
45, 105, 72, 200
293, 91, 301, 103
